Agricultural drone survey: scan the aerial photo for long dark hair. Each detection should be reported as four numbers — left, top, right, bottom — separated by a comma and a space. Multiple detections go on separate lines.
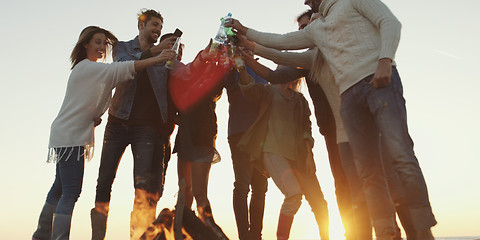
70, 26, 118, 69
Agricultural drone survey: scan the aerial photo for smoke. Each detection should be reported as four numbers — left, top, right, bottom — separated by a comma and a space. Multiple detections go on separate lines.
130, 189, 159, 240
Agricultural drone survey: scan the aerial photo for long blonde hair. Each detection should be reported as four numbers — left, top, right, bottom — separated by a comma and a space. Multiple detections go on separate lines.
70, 26, 118, 69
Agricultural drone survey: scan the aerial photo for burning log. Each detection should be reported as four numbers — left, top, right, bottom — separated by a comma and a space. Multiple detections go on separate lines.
139, 208, 173, 240
138, 179, 229, 240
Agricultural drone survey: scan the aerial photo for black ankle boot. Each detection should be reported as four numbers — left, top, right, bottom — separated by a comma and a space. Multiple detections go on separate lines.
32, 202, 56, 240
91, 208, 108, 240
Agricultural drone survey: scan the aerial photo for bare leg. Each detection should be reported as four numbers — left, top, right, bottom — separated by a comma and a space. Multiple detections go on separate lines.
191, 161, 212, 208
177, 159, 194, 208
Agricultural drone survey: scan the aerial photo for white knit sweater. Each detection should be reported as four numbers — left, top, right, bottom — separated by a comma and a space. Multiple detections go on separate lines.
247, 0, 401, 94
48, 59, 135, 161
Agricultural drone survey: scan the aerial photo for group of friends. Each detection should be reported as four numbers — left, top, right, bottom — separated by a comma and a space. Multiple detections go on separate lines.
31, 0, 437, 240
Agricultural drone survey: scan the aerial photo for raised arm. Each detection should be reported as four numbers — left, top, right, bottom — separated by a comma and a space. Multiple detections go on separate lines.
241, 54, 303, 87
235, 34, 315, 70
226, 19, 314, 51
238, 67, 268, 102
240, 50, 306, 87
148, 36, 177, 56
170, 40, 214, 80
240, 49, 272, 80
133, 49, 176, 72
254, 44, 315, 69
113, 37, 177, 62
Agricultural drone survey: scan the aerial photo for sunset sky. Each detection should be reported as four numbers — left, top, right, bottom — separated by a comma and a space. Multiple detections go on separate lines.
1, 0, 479, 239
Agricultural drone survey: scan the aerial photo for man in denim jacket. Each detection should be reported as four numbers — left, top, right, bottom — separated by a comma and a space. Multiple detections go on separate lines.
90, 9, 178, 240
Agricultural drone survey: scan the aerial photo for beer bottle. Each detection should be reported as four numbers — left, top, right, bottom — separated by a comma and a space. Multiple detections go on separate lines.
165, 37, 181, 69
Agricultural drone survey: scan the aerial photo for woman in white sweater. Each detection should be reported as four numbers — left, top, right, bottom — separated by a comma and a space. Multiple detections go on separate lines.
32, 26, 177, 240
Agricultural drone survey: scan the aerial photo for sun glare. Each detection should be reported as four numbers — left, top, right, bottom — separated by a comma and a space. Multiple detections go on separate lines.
289, 200, 346, 240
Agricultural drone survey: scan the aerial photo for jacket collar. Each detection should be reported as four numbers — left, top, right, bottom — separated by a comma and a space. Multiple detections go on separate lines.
130, 36, 141, 50
130, 36, 154, 51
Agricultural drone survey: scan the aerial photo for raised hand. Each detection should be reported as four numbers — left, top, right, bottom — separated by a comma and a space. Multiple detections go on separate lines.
150, 36, 177, 56
197, 39, 214, 62
235, 35, 255, 51
238, 47, 256, 64
224, 19, 248, 36
158, 36, 177, 50
158, 49, 177, 62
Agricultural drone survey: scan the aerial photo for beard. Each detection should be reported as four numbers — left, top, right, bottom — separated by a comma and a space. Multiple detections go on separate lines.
147, 34, 159, 44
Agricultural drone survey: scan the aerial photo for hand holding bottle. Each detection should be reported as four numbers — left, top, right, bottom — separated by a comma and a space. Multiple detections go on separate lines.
149, 36, 176, 56
193, 39, 218, 68
165, 37, 182, 69
157, 36, 177, 50
228, 42, 245, 72
224, 19, 248, 36
234, 34, 255, 51
238, 47, 255, 64
157, 49, 177, 63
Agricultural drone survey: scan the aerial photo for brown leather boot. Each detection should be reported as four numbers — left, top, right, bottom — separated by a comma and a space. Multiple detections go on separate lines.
91, 208, 108, 240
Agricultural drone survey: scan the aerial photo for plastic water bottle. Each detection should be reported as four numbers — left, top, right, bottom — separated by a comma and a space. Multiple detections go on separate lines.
224, 12, 233, 24
224, 13, 236, 37
209, 17, 228, 56
165, 37, 181, 69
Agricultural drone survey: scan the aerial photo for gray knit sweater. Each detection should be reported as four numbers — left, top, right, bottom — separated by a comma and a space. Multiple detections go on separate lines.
246, 0, 401, 94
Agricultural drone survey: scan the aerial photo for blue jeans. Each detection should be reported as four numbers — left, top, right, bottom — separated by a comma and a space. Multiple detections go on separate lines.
229, 133, 267, 240
95, 122, 170, 202
46, 146, 85, 215
340, 67, 436, 235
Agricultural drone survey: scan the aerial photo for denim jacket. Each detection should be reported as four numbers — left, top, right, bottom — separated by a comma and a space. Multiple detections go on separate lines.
108, 36, 169, 123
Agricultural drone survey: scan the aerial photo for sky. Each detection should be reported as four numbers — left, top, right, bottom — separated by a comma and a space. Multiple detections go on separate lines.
0, 0, 479, 239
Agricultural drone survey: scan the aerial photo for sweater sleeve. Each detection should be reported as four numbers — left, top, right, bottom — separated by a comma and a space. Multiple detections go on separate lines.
254, 44, 315, 69
268, 65, 304, 85
247, 28, 315, 51
107, 61, 136, 87
239, 71, 268, 102
352, 0, 401, 60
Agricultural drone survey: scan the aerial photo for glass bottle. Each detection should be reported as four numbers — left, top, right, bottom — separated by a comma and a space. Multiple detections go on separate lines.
165, 37, 181, 69
228, 39, 245, 72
